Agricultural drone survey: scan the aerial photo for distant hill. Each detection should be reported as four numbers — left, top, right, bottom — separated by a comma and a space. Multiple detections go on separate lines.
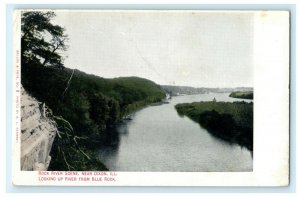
161, 85, 253, 96
22, 64, 166, 135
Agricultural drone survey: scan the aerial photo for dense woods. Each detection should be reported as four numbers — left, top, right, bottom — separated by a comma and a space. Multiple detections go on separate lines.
22, 63, 166, 137
175, 101, 253, 151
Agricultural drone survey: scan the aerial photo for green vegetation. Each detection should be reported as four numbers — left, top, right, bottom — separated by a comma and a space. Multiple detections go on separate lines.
21, 11, 166, 171
22, 63, 166, 170
229, 91, 253, 99
46, 111, 108, 171
175, 101, 253, 151
21, 11, 68, 68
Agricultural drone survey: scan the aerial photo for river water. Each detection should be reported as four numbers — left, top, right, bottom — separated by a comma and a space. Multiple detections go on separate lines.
97, 93, 253, 172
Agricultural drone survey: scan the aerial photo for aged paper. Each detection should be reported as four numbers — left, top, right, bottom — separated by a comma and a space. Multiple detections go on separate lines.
12, 10, 289, 186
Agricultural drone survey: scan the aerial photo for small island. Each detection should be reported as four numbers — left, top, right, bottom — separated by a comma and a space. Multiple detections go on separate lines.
229, 91, 253, 99
175, 101, 253, 151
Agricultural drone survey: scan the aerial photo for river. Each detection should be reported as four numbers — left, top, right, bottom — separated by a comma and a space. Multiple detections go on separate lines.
97, 93, 253, 172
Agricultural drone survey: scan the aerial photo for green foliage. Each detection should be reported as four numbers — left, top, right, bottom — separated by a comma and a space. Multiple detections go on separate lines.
49, 132, 109, 171
22, 63, 165, 136
44, 107, 108, 171
110, 77, 165, 116
229, 91, 253, 99
89, 93, 120, 131
175, 101, 253, 151
21, 11, 68, 67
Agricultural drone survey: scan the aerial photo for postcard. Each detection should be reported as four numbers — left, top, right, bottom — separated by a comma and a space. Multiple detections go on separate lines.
12, 10, 289, 186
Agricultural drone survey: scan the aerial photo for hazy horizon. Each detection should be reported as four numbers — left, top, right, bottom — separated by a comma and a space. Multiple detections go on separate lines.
53, 11, 254, 88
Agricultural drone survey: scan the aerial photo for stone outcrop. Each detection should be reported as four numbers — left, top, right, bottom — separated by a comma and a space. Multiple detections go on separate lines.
21, 86, 57, 171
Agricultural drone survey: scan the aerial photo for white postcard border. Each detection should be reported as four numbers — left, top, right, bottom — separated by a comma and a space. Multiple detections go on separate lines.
12, 10, 290, 186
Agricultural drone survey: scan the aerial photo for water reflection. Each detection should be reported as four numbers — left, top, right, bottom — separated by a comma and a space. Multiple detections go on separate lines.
97, 93, 253, 172
97, 122, 129, 169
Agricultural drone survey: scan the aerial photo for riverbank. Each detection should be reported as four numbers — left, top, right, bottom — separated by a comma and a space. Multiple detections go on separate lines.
175, 101, 253, 151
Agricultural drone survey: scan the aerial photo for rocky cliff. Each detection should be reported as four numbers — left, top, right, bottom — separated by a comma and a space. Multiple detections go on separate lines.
21, 86, 57, 171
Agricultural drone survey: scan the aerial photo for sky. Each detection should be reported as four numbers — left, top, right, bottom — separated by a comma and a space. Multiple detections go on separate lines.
53, 11, 254, 88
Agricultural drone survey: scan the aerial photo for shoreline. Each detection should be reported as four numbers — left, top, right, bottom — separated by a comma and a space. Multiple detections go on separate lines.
175, 101, 253, 151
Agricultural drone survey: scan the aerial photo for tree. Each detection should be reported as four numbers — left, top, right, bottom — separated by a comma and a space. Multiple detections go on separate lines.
21, 11, 68, 67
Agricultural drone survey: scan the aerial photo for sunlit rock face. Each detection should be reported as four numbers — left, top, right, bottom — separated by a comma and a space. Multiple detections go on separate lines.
20, 86, 57, 171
